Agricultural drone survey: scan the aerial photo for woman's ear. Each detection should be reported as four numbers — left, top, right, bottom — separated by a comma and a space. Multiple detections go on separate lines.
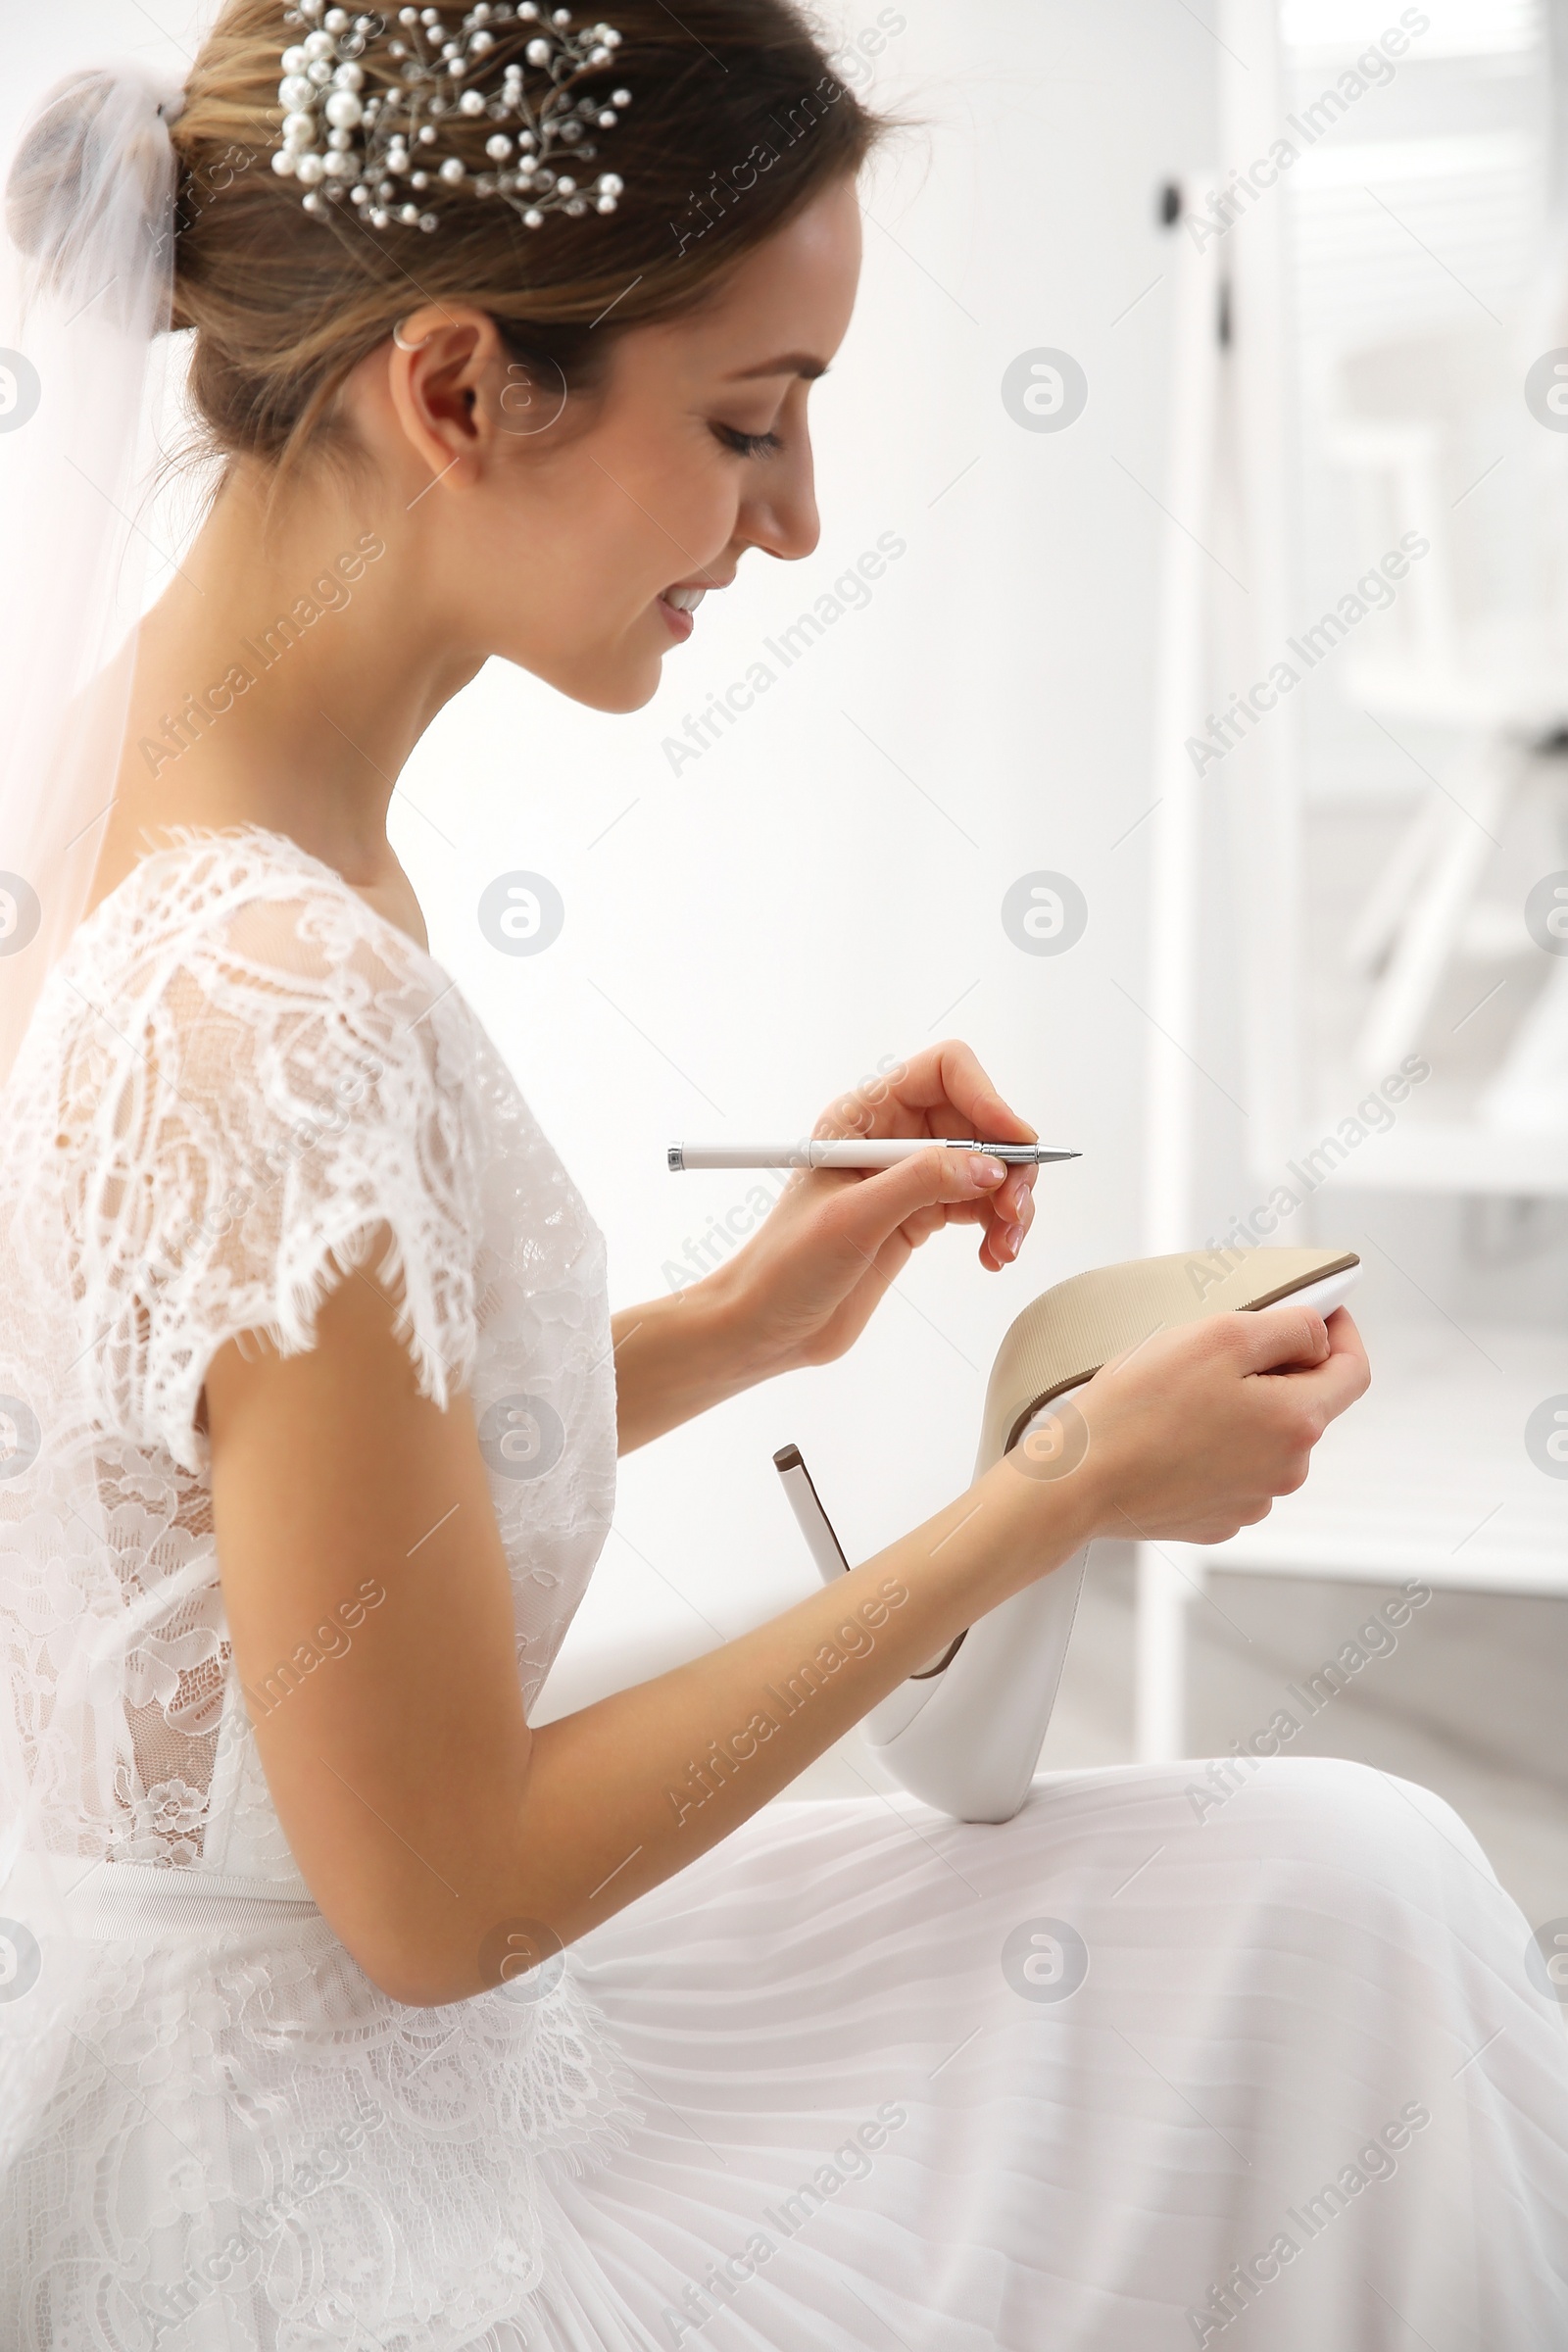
383, 303, 508, 489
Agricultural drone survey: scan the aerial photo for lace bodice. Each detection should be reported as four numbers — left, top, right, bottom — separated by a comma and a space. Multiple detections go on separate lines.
0, 827, 640, 2347
0, 823, 617, 1883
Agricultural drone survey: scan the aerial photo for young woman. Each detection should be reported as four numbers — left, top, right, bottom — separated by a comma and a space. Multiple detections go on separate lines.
0, 4, 1563, 2346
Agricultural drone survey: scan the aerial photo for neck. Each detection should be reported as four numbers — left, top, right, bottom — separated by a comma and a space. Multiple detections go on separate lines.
95, 457, 480, 911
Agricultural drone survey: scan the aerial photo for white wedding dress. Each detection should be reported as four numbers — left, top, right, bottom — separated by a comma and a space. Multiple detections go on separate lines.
0, 823, 1564, 2352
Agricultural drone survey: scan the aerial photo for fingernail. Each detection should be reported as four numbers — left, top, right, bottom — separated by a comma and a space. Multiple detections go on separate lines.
1005, 1225, 1022, 1258
972, 1155, 1006, 1186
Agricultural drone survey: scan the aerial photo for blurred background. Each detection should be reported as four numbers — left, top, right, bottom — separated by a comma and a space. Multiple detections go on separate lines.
12, 2, 1567, 1928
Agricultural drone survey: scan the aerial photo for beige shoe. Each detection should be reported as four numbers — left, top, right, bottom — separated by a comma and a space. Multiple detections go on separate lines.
778, 1246, 1360, 1824
976, 1247, 1362, 1472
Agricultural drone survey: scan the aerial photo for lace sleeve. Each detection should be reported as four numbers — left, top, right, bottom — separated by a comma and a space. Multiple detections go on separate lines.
78, 881, 481, 1476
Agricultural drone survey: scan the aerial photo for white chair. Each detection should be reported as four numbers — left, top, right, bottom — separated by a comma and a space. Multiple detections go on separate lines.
1321, 326, 1568, 1110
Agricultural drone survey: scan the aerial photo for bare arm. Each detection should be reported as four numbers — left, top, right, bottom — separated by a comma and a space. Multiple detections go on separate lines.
207, 1236, 1368, 2008
608, 1281, 757, 1453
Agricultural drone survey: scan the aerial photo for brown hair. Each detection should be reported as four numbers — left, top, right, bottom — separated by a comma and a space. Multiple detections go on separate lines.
156, 0, 888, 476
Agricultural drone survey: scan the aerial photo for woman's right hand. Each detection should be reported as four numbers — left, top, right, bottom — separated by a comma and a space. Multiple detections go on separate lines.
1018, 1303, 1371, 1548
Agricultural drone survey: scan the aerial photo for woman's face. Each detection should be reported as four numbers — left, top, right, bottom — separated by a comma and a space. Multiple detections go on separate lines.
384, 173, 864, 712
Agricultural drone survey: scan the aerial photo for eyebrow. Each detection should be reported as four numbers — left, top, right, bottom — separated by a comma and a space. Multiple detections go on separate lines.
728, 353, 830, 381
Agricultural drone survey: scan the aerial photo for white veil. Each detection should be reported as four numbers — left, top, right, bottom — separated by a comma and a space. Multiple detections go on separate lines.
0, 62, 182, 1091
0, 58, 183, 2176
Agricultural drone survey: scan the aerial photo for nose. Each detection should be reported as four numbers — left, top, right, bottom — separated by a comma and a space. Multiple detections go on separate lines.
740, 443, 819, 565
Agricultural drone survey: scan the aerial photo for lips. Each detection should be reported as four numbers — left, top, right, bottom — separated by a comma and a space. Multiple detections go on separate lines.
657, 581, 708, 643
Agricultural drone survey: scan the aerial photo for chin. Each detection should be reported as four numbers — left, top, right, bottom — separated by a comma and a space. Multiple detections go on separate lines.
509, 639, 663, 716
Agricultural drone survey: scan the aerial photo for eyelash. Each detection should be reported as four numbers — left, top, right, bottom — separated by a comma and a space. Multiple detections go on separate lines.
712, 423, 784, 460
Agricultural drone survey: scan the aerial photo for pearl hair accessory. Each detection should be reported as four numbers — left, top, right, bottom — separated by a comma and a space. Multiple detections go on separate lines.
272, 2, 630, 232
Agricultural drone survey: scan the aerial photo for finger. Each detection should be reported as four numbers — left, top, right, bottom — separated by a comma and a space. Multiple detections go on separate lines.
1324, 1304, 1368, 1367
924, 1038, 1039, 1148
858, 1041, 1039, 1149
819, 1143, 1008, 1264
1230, 1300, 1332, 1374
1284, 1312, 1370, 1428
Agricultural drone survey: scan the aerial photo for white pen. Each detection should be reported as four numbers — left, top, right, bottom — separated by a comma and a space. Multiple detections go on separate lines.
668, 1140, 1081, 1171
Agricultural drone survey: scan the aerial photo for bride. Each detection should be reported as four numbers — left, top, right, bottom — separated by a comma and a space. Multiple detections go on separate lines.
0, 3, 1564, 2346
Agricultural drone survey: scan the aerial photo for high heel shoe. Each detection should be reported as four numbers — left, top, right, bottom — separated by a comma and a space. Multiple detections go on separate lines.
775, 1245, 1360, 1824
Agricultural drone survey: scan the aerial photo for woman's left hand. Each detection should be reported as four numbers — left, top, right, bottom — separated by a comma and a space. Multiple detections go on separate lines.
705, 1040, 1042, 1378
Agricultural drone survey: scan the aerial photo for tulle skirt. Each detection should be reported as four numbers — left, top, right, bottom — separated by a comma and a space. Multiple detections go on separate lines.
546, 1757, 1568, 2351
4, 1757, 1566, 2349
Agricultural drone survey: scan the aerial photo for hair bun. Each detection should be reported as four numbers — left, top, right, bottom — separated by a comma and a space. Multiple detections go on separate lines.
5, 66, 179, 320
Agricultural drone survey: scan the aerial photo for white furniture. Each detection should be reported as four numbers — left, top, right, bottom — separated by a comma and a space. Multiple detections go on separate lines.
1133, 0, 1568, 1763
1323, 325, 1568, 1104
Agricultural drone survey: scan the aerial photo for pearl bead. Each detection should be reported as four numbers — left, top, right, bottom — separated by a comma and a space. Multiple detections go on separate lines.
303, 189, 324, 212
274, 6, 636, 235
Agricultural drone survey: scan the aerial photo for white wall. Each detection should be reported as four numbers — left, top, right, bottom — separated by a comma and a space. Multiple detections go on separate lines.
441, 2, 1219, 1692
8, 3, 1219, 1692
